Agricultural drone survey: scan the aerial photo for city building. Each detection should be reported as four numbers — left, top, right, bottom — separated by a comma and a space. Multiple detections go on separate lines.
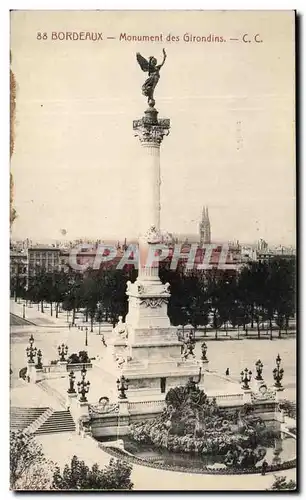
10, 251, 27, 279
27, 247, 61, 279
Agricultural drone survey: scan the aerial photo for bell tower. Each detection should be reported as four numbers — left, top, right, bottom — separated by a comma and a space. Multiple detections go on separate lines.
199, 206, 211, 245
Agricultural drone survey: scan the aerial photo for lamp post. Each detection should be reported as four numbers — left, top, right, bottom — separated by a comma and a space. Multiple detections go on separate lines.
77, 365, 90, 402
36, 349, 43, 369
273, 354, 284, 390
201, 342, 208, 362
241, 368, 252, 390
255, 359, 264, 381
186, 336, 196, 359
58, 343, 68, 362
116, 375, 129, 399
26, 335, 37, 363
85, 327, 88, 347
22, 303, 25, 319
67, 370, 76, 394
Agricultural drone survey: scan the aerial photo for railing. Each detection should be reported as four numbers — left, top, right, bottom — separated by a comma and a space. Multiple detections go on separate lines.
208, 393, 244, 403
42, 362, 92, 373
42, 364, 64, 373
66, 363, 92, 371
128, 400, 165, 414
127, 394, 244, 414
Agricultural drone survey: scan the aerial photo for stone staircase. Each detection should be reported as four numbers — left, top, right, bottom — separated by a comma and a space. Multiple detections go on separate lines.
34, 410, 76, 435
25, 407, 54, 434
37, 380, 67, 408
10, 406, 49, 431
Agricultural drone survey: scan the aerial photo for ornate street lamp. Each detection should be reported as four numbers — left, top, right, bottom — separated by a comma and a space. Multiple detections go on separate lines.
77, 365, 90, 402
116, 375, 129, 399
201, 342, 208, 361
273, 354, 284, 390
183, 334, 196, 360
36, 349, 43, 369
26, 335, 37, 363
67, 370, 76, 394
241, 368, 252, 390
255, 359, 264, 381
58, 343, 68, 362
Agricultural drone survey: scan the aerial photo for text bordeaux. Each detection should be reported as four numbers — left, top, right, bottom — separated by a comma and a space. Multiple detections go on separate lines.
49, 32, 103, 41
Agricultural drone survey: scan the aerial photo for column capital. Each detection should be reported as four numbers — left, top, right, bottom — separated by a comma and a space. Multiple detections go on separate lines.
133, 107, 170, 145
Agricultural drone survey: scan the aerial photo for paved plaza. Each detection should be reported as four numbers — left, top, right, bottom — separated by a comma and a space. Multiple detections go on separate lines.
10, 300, 296, 406
10, 300, 297, 491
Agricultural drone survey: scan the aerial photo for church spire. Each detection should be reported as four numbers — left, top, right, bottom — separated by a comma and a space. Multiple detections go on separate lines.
199, 205, 211, 245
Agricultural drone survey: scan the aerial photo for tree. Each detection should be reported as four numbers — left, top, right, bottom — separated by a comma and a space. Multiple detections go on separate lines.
268, 475, 296, 491
96, 305, 104, 335
10, 430, 53, 490
52, 456, 133, 490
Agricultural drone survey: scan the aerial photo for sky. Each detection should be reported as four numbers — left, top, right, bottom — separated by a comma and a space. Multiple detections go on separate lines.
10, 10, 296, 245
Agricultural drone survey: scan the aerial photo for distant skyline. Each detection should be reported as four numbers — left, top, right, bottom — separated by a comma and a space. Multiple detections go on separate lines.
10, 11, 295, 246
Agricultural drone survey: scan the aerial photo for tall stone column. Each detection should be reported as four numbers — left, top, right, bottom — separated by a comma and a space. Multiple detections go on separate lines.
123, 106, 171, 332
133, 107, 170, 232
133, 106, 170, 281
111, 103, 201, 400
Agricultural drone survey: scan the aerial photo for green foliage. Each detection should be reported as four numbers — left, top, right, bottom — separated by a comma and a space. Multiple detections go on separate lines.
52, 456, 133, 490
13, 255, 295, 336
19, 367, 27, 379
10, 431, 53, 490
159, 258, 295, 335
268, 475, 296, 490
67, 351, 90, 364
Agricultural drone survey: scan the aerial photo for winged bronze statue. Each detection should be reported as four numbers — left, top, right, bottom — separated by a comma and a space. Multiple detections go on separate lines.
136, 48, 167, 106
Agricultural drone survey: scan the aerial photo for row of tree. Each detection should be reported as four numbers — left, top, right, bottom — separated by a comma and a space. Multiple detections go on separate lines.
11, 257, 295, 337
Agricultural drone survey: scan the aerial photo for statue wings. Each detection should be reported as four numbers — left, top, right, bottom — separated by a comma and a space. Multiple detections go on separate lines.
136, 53, 150, 72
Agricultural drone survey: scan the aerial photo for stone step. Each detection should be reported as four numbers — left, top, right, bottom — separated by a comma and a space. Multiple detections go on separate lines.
25, 408, 54, 434
10, 407, 49, 431
35, 410, 75, 435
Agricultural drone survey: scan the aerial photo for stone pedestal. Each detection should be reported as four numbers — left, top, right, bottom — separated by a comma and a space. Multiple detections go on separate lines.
67, 392, 78, 420
116, 399, 130, 436
78, 400, 89, 418
252, 378, 265, 391
275, 387, 285, 401
35, 368, 43, 383
110, 106, 203, 400
27, 362, 36, 383
242, 389, 252, 404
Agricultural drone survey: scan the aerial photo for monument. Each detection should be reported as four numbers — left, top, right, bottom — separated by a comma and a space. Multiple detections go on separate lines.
111, 50, 202, 399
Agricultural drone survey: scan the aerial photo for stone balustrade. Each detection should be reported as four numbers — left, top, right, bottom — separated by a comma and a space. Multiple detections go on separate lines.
66, 363, 93, 372
209, 393, 244, 403
128, 399, 165, 415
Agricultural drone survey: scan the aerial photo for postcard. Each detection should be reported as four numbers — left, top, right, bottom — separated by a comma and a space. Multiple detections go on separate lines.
10, 10, 296, 491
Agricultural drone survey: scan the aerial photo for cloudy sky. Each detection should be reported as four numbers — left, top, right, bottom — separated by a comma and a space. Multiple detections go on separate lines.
10, 10, 295, 245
